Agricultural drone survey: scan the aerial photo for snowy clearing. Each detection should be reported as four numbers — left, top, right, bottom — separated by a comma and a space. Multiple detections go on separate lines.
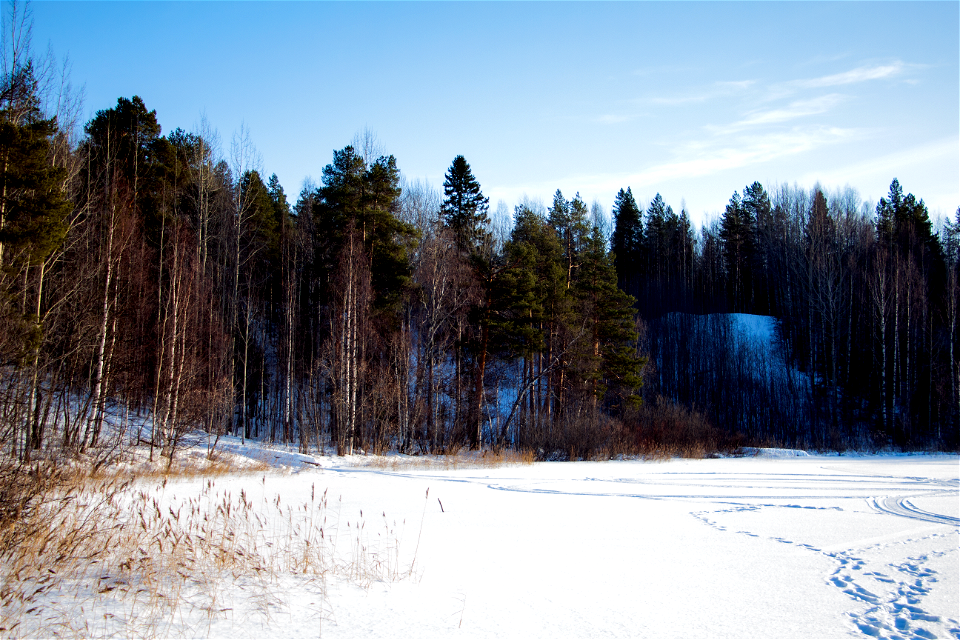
13, 444, 959, 639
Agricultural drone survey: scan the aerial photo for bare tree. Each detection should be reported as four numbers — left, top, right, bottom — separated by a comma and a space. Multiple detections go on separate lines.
228, 123, 261, 440
325, 222, 372, 455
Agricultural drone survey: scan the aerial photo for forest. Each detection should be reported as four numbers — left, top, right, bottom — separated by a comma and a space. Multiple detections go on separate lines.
1, 31, 958, 471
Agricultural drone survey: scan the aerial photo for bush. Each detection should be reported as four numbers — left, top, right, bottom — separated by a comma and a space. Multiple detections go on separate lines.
623, 397, 739, 458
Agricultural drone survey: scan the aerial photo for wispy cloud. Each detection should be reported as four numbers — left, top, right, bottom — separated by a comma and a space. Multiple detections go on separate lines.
500, 59, 926, 214
595, 113, 636, 125
703, 94, 846, 135
647, 80, 756, 106
737, 95, 844, 126
492, 126, 861, 207
759, 61, 910, 102
649, 61, 908, 108
798, 62, 905, 88
627, 126, 858, 186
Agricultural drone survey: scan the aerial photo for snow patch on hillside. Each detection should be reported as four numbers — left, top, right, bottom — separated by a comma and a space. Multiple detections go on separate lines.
729, 312, 778, 344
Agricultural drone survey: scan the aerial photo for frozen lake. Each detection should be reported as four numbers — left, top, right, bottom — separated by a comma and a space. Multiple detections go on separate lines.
24, 447, 959, 639
217, 450, 959, 639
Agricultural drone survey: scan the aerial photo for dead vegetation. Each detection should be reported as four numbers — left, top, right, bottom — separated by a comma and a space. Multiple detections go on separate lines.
0, 457, 415, 638
624, 397, 742, 459
360, 448, 535, 471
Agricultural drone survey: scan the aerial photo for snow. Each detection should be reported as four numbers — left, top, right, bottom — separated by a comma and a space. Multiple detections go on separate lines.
726, 312, 798, 384
15, 442, 959, 639
729, 312, 779, 345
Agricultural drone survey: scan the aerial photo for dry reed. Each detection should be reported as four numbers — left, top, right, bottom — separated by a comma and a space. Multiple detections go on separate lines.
0, 460, 413, 638
360, 449, 535, 471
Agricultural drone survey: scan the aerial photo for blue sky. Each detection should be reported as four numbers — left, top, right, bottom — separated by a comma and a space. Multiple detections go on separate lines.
31, 1, 959, 226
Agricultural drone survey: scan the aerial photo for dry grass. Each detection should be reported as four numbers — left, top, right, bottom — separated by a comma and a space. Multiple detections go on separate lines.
104, 444, 273, 480
0, 459, 414, 638
360, 449, 535, 471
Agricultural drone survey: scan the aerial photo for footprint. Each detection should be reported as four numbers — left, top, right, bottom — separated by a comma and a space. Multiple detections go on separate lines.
843, 585, 880, 604
864, 572, 895, 584
854, 619, 882, 637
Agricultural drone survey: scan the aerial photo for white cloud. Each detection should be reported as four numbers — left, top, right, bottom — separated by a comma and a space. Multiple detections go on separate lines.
646, 62, 905, 110
734, 94, 844, 127
490, 126, 859, 210
700, 95, 846, 137
798, 62, 905, 88
646, 80, 756, 106
491, 60, 929, 216
626, 127, 857, 187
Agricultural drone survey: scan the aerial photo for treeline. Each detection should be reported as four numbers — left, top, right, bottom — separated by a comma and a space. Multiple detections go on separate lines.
2, 49, 958, 463
611, 181, 959, 449
1, 71, 652, 460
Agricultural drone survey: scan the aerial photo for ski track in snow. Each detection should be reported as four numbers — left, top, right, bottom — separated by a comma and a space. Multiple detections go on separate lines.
330, 461, 960, 639
869, 494, 960, 527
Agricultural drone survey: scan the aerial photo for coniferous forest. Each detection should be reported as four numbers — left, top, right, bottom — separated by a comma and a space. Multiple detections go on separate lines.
2, 32, 958, 469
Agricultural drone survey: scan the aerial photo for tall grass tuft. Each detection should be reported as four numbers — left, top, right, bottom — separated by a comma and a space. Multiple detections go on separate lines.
0, 459, 416, 637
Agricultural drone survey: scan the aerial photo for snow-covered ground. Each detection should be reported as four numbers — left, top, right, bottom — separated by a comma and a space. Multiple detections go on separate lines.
18, 440, 960, 639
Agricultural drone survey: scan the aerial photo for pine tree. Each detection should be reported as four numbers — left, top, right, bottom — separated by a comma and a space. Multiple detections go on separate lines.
0, 97, 69, 276
0, 60, 70, 459
315, 146, 415, 315
876, 178, 943, 269
504, 205, 561, 356
267, 174, 291, 230
239, 170, 280, 268
362, 154, 415, 314
573, 225, 644, 409
672, 208, 695, 298
506, 204, 568, 432
82, 96, 162, 201
549, 190, 590, 289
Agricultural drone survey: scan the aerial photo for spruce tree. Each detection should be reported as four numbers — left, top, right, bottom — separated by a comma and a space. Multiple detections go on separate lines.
741, 181, 771, 313
610, 187, 643, 297
720, 190, 757, 311
441, 155, 489, 256
644, 193, 670, 283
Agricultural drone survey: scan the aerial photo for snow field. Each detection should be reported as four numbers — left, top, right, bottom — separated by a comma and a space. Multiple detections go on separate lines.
338, 457, 956, 639
8, 450, 958, 639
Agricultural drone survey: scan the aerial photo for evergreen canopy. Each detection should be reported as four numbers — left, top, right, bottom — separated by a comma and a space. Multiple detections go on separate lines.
441, 155, 490, 255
